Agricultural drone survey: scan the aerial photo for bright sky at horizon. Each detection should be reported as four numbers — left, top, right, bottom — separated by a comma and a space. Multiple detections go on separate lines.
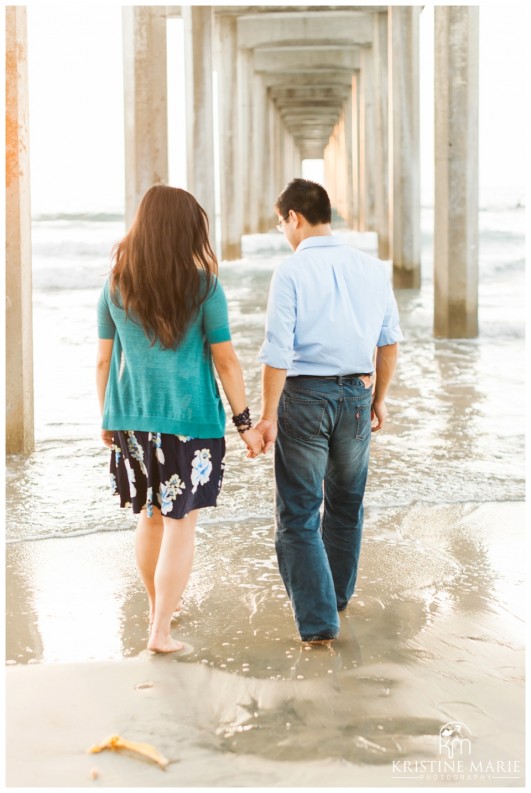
26, 4, 527, 215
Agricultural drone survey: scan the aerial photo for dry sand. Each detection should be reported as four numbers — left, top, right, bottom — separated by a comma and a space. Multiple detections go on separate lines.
5, 501, 525, 787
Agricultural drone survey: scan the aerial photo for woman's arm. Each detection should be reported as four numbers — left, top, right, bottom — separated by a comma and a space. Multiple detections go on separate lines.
96, 338, 114, 447
210, 340, 263, 456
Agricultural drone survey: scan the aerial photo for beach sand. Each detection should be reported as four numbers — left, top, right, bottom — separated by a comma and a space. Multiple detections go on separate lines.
6, 500, 525, 787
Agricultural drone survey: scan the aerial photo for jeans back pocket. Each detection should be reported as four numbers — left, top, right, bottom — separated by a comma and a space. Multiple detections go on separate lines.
279, 393, 326, 441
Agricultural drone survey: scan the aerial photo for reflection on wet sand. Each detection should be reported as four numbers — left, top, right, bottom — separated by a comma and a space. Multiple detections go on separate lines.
6, 501, 525, 783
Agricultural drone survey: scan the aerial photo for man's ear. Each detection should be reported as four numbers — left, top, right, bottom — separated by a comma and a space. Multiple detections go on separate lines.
290, 210, 302, 227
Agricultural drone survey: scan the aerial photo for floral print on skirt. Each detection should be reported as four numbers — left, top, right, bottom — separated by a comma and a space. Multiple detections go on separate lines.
109, 430, 225, 519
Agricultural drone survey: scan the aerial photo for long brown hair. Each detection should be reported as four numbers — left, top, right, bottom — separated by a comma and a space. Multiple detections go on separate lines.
110, 185, 218, 349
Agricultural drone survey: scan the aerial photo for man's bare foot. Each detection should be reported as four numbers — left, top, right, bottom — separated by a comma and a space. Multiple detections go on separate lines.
147, 634, 184, 654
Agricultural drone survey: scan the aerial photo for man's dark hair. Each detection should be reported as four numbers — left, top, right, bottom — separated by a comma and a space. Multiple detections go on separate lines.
275, 178, 332, 226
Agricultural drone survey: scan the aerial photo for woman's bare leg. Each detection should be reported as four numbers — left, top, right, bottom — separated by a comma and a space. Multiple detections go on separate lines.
148, 510, 198, 653
135, 507, 163, 623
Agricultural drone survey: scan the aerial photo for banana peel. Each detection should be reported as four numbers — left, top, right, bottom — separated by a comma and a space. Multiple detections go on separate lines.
88, 734, 169, 768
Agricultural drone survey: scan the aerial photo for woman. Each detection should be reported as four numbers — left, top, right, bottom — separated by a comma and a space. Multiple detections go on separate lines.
96, 185, 263, 654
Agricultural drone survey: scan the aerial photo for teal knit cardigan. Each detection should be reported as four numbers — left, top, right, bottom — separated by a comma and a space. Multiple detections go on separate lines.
97, 275, 231, 438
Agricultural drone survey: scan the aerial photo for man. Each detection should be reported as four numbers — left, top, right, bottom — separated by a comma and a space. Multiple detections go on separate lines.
255, 178, 403, 644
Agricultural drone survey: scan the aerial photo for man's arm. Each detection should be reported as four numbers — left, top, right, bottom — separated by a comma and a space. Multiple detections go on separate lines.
254, 364, 287, 453
256, 264, 296, 453
372, 343, 398, 432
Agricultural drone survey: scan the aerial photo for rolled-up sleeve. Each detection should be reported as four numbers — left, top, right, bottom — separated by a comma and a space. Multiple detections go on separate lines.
258, 265, 296, 369
97, 281, 116, 339
377, 279, 404, 346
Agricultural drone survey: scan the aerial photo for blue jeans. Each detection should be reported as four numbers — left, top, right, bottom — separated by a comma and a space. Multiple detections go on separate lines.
274, 374, 373, 640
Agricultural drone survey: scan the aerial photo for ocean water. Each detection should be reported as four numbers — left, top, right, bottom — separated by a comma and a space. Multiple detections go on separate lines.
6, 207, 525, 545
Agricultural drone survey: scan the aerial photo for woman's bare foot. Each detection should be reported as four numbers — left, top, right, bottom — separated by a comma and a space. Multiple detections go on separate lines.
147, 633, 184, 654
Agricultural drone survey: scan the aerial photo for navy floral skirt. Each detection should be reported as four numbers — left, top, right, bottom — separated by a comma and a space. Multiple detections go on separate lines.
109, 431, 225, 520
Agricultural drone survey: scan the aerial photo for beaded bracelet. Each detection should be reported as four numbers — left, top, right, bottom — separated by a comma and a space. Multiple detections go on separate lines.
232, 406, 252, 434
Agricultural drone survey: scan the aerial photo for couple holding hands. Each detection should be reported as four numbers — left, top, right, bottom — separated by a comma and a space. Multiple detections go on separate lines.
96, 178, 402, 653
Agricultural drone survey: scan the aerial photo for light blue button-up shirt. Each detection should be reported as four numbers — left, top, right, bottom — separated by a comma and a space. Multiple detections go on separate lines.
259, 236, 403, 376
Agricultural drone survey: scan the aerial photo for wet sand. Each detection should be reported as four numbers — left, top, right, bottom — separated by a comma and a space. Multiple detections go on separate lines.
6, 500, 525, 787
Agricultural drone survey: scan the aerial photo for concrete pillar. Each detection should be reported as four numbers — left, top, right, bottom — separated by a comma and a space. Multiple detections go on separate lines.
258, 93, 273, 231
271, 104, 285, 208
266, 98, 279, 227
350, 73, 360, 231
286, 132, 301, 182
6, 7, 34, 455
434, 7, 479, 337
373, 11, 390, 259
250, 74, 270, 232
237, 47, 253, 234
342, 92, 355, 228
122, 7, 168, 229
323, 139, 333, 202
182, 6, 216, 247
388, 6, 421, 287
337, 111, 348, 223
283, 130, 294, 185
216, 14, 242, 259
324, 126, 339, 212
359, 48, 376, 232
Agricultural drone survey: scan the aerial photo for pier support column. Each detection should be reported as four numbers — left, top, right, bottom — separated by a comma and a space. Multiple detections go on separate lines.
373, 11, 390, 259
122, 7, 168, 229
216, 14, 242, 259
271, 105, 285, 204
434, 7, 479, 338
343, 93, 355, 229
183, 6, 216, 247
350, 73, 360, 231
6, 7, 34, 455
238, 47, 253, 234
286, 133, 301, 182
336, 114, 347, 222
250, 74, 270, 232
389, 6, 421, 287
283, 130, 295, 185
325, 125, 340, 215
360, 48, 376, 232
267, 100, 282, 221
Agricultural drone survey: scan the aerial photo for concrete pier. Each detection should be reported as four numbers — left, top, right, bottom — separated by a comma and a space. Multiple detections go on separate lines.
119, 4, 478, 328
122, 7, 168, 229
237, 46, 253, 235
5, 6, 485, 459
388, 6, 421, 287
182, 6, 216, 249
216, 13, 243, 259
5, 7, 34, 455
372, 12, 390, 260
359, 47, 376, 232
434, 7, 479, 338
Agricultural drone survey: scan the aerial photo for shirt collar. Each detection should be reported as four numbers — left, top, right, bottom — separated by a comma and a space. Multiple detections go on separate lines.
296, 235, 345, 252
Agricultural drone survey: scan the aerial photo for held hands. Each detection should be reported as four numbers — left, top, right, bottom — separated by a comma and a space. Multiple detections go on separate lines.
253, 419, 277, 454
240, 427, 265, 458
239, 419, 278, 458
